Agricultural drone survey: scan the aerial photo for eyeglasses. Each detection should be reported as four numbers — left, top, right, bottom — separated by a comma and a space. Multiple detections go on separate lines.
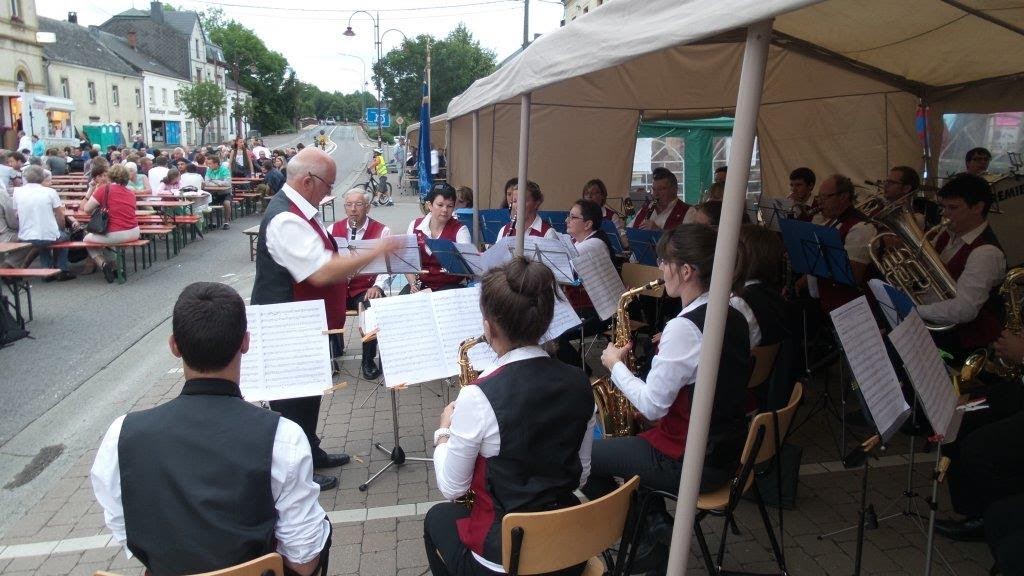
343, 202, 367, 208
566, 214, 584, 221
307, 172, 334, 189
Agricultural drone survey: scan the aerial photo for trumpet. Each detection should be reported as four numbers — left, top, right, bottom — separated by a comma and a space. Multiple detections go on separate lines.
592, 279, 665, 437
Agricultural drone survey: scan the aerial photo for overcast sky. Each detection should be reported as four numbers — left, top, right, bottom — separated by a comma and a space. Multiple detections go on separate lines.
35, 0, 566, 94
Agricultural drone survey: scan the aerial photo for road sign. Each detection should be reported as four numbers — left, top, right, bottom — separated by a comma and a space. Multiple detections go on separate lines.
365, 108, 391, 128
396, 116, 405, 126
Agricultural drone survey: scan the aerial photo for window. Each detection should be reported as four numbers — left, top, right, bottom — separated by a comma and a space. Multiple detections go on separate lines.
195, 38, 200, 59
195, 67, 202, 82
87, 81, 96, 104
112, 85, 119, 106
59, 77, 69, 99
161, 88, 168, 105
173, 90, 180, 106
127, 122, 133, 136
135, 88, 142, 108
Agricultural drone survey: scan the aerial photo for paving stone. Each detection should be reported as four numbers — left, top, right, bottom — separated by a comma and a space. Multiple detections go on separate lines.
328, 543, 361, 574
396, 538, 426, 569
35, 552, 82, 575
67, 561, 113, 576
358, 550, 396, 576
361, 531, 396, 554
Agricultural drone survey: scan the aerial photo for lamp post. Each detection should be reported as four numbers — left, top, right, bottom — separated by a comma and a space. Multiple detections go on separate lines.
343, 12, 407, 149
339, 53, 367, 123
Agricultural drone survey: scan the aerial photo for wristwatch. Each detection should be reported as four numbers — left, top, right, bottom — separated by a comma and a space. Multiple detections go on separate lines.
433, 427, 451, 446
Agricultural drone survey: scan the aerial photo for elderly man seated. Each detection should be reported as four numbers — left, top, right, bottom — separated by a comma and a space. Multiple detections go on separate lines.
13, 165, 74, 281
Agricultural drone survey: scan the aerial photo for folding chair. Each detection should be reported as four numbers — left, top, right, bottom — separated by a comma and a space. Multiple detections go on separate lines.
502, 476, 640, 576
94, 552, 284, 576
693, 382, 804, 575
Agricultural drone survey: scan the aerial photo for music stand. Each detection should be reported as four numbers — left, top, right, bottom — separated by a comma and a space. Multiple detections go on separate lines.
454, 209, 474, 238
525, 240, 576, 284
601, 220, 625, 255
478, 209, 510, 245
778, 219, 855, 287
538, 210, 569, 235
424, 238, 481, 277
337, 236, 422, 277
759, 198, 793, 232
624, 228, 661, 266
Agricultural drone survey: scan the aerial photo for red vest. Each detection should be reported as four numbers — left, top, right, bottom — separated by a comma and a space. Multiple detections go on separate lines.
602, 206, 619, 221
499, 217, 551, 239
933, 226, 1005, 350
331, 217, 385, 299
414, 216, 466, 290
631, 200, 689, 230
817, 208, 867, 313
286, 203, 347, 329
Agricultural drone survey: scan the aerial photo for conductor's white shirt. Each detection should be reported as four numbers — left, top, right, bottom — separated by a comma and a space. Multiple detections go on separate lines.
266, 184, 333, 283
917, 221, 1006, 325
433, 345, 597, 573
90, 414, 330, 564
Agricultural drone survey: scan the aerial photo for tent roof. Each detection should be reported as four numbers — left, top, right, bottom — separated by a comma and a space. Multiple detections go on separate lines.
447, 0, 1024, 118
405, 112, 448, 136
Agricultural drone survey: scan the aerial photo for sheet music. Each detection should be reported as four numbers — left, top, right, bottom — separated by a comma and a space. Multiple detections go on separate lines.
524, 236, 576, 284
572, 249, 626, 320
372, 291, 451, 386
454, 243, 485, 276
240, 300, 333, 401
829, 297, 910, 442
888, 310, 960, 443
540, 287, 583, 344
338, 234, 420, 275
481, 237, 514, 272
429, 286, 497, 374
761, 197, 794, 232
359, 304, 378, 337
555, 232, 579, 258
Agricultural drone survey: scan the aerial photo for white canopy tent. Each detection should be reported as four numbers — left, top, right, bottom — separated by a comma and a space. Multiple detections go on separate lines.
441, 1, 1024, 573
404, 112, 448, 153
446, 0, 1024, 209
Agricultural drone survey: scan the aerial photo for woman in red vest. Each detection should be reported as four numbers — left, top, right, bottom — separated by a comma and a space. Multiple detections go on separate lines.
406, 185, 471, 292
497, 179, 557, 240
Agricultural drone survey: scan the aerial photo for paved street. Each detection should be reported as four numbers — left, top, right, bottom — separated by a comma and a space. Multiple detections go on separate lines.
0, 132, 995, 574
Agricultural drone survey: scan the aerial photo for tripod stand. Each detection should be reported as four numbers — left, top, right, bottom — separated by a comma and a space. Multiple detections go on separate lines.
358, 386, 432, 492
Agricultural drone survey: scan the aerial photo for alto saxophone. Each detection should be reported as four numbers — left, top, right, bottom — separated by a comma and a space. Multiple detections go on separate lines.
957, 266, 1024, 392
591, 279, 665, 437
452, 334, 487, 508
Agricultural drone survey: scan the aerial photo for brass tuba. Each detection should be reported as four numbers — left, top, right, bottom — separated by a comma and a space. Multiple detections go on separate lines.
867, 198, 957, 331
591, 279, 665, 437
957, 266, 1024, 392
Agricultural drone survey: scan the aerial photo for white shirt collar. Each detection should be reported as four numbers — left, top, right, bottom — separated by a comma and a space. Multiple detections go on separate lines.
479, 345, 547, 378
527, 214, 544, 232
680, 292, 710, 316
348, 217, 369, 235
954, 221, 989, 245
282, 183, 319, 221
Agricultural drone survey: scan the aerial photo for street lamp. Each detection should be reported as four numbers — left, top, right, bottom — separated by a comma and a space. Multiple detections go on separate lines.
339, 53, 367, 122
343, 11, 407, 148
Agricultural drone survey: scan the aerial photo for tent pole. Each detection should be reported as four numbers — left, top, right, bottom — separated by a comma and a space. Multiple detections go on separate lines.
472, 111, 481, 246
665, 19, 773, 576
515, 93, 531, 257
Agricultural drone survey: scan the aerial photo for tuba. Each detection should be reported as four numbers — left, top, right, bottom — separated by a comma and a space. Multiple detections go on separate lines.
591, 279, 665, 437
453, 334, 487, 509
867, 198, 957, 331
957, 266, 1024, 393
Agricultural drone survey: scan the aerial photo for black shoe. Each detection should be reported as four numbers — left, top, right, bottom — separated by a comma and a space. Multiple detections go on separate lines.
361, 358, 382, 380
312, 473, 338, 491
314, 453, 351, 469
102, 262, 117, 284
935, 517, 985, 541
56, 271, 76, 281
628, 511, 672, 574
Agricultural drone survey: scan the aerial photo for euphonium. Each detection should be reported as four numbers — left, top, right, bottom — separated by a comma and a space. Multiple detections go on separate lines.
957, 266, 1024, 392
867, 201, 957, 331
592, 279, 665, 437
453, 334, 487, 509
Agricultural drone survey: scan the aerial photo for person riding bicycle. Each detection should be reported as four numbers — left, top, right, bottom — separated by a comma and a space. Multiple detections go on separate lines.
315, 130, 327, 150
366, 149, 392, 206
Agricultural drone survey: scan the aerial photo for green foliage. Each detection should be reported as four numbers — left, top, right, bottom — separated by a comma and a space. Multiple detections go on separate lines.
372, 24, 495, 122
178, 81, 226, 144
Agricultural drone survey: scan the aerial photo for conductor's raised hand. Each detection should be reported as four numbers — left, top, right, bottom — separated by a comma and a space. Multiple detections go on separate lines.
601, 341, 632, 371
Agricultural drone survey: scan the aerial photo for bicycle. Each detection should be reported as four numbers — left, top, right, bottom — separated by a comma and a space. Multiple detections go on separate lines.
362, 172, 393, 206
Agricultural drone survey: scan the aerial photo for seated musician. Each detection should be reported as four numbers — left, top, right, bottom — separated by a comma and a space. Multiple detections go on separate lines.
964, 146, 992, 177
497, 179, 558, 240
407, 185, 472, 292
330, 188, 392, 380
882, 165, 933, 229
555, 199, 617, 370
788, 167, 817, 222
424, 257, 596, 576
582, 178, 625, 235
584, 224, 750, 570
630, 167, 690, 231
916, 174, 1006, 363
91, 282, 330, 576
806, 174, 876, 312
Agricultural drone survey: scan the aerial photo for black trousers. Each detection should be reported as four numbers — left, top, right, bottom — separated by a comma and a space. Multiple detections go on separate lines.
986, 492, 1024, 576
555, 308, 610, 368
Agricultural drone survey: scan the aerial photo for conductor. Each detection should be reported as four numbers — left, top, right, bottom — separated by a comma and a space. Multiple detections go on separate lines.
252, 148, 399, 491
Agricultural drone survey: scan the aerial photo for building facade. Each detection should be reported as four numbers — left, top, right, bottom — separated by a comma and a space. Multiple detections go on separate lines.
563, 0, 606, 24
0, 0, 49, 150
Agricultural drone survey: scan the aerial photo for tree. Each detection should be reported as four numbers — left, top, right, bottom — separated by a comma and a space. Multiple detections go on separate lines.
179, 81, 226, 145
373, 25, 496, 122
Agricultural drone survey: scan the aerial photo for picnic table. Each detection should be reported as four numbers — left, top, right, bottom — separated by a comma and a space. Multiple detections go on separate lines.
0, 268, 61, 327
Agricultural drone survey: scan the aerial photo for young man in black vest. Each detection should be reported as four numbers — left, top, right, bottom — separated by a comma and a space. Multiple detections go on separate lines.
91, 282, 330, 576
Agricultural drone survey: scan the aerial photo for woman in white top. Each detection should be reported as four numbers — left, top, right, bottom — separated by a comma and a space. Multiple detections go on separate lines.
123, 162, 150, 194
405, 185, 472, 292
497, 179, 558, 240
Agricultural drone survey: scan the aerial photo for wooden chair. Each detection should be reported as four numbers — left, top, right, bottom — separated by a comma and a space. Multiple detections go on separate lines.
502, 476, 640, 576
693, 382, 804, 575
747, 343, 781, 389
94, 552, 285, 576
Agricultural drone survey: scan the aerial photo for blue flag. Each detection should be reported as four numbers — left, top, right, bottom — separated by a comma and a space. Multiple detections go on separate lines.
417, 79, 433, 201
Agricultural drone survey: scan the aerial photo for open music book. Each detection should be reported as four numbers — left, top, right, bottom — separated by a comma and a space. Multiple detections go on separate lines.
480, 236, 577, 283
334, 234, 421, 275
240, 300, 333, 402
572, 249, 626, 321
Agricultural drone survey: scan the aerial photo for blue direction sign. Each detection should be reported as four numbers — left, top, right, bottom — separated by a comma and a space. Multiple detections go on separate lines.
365, 107, 391, 128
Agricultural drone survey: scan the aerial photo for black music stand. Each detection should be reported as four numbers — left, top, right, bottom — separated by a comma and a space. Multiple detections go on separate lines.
624, 228, 661, 266
478, 209, 510, 245
424, 238, 481, 277
600, 220, 625, 255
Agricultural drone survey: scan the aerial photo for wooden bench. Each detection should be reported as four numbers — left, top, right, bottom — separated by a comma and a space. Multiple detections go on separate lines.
49, 239, 151, 284
319, 195, 337, 222
244, 225, 260, 262
139, 225, 179, 260
0, 268, 60, 327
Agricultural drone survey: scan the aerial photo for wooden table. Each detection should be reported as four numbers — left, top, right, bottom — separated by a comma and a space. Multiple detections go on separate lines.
136, 200, 194, 214
0, 268, 60, 327
0, 242, 30, 254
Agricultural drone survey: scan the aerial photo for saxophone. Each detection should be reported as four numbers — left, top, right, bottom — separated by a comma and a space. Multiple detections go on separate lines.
957, 266, 1024, 392
452, 334, 487, 509
591, 279, 665, 437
